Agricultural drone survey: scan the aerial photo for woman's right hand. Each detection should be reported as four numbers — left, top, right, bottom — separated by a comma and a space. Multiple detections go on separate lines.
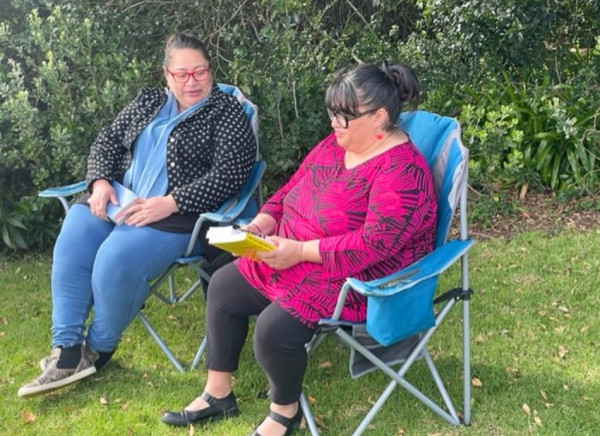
87, 179, 118, 221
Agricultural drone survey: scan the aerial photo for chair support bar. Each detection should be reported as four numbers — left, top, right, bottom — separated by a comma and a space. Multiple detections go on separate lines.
434, 286, 473, 304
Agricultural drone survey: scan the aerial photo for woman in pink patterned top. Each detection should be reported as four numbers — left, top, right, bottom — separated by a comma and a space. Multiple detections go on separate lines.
162, 63, 437, 436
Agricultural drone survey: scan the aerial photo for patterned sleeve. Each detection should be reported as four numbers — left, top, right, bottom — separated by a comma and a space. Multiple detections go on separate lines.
170, 97, 257, 214
260, 138, 326, 221
85, 88, 156, 187
318, 151, 437, 280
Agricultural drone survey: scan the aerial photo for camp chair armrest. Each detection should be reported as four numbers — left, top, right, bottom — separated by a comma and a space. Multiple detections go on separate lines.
346, 239, 474, 298
39, 181, 87, 198
183, 213, 228, 257
182, 210, 246, 256
39, 181, 88, 214
325, 238, 473, 323
184, 160, 266, 256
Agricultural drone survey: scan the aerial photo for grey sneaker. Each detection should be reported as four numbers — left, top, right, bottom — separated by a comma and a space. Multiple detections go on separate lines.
39, 353, 57, 371
18, 346, 98, 398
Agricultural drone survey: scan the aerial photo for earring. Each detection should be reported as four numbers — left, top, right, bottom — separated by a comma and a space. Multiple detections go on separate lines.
375, 133, 384, 141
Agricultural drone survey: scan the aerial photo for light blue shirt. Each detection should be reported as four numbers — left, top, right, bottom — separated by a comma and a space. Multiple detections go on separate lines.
123, 91, 209, 198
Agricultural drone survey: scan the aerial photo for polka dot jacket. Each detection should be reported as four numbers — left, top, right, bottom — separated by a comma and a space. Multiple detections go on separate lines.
86, 84, 257, 223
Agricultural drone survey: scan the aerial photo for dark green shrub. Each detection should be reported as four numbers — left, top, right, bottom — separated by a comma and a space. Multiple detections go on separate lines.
0, 0, 598, 250
455, 38, 600, 193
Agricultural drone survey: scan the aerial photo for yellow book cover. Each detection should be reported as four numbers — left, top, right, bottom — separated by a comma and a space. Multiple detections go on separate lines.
206, 225, 276, 261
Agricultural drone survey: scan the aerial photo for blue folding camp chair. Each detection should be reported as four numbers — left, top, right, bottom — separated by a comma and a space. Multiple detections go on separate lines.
299, 110, 474, 435
39, 84, 265, 373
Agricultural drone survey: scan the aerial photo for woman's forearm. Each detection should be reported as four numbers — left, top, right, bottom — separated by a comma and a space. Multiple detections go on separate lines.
248, 213, 277, 235
299, 240, 322, 264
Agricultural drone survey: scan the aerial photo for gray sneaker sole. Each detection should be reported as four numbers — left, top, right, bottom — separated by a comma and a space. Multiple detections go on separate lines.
17, 366, 97, 398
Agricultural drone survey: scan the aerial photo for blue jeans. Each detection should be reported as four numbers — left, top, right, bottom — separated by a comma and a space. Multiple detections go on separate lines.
50, 204, 193, 352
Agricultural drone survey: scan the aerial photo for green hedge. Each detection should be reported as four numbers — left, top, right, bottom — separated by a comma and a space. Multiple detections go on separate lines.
1, 0, 598, 250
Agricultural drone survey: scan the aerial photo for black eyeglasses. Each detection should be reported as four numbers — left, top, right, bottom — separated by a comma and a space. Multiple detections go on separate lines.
166, 67, 210, 83
327, 108, 378, 128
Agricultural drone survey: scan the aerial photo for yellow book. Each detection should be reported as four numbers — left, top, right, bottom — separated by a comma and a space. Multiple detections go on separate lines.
206, 225, 276, 261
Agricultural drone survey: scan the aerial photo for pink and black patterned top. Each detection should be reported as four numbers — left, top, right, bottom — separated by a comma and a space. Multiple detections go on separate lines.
237, 132, 437, 329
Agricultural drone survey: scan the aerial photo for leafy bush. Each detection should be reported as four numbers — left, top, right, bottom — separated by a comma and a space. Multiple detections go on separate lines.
0, 0, 598, 250
456, 38, 600, 193
0, 1, 160, 249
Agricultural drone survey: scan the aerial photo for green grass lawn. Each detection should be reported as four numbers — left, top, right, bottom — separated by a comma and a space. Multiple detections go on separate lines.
1, 229, 599, 435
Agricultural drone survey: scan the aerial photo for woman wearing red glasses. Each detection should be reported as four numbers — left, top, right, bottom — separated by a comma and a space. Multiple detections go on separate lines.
18, 33, 257, 398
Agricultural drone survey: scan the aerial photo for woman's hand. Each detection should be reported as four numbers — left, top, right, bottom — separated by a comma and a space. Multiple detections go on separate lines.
258, 236, 303, 270
240, 214, 277, 236
88, 179, 118, 221
123, 195, 179, 227
240, 222, 264, 236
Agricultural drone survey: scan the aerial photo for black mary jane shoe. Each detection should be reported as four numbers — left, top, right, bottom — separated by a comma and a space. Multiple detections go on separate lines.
161, 391, 239, 427
250, 405, 303, 436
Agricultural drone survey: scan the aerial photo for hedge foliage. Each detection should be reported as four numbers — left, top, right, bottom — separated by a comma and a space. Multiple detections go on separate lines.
1, 0, 599, 249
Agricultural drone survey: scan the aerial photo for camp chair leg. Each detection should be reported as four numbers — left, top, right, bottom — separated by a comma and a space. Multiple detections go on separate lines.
305, 331, 327, 354
462, 299, 471, 425
149, 264, 180, 305
422, 348, 460, 423
299, 392, 320, 436
137, 312, 185, 373
332, 326, 461, 434
190, 336, 207, 370
168, 272, 176, 303
177, 264, 211, 303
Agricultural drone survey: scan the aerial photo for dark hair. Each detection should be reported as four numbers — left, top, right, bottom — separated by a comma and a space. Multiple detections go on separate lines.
324, 62, 420, 131
163, 33, 211, 68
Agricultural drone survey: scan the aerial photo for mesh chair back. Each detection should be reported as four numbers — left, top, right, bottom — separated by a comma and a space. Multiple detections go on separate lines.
399, 111, 469, 248
217, 83, 259, 157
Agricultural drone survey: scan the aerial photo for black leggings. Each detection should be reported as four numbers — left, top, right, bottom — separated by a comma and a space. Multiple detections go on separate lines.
205, 262, 315, 405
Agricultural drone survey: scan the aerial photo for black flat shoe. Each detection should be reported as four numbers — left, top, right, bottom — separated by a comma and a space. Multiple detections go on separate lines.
250, 405, 303, 436
161, 391, 239, 427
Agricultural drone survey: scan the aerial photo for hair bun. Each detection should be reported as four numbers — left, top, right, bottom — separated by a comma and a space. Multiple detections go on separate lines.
381, 61, 420, 109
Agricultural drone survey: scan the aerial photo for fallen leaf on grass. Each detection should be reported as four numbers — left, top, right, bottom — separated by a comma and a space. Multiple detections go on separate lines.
306, 394, 316, 405
22, 410, 36, 424
534, 416, 543, 427
100, 396, 109, 405
522, 403, 531, 415
314, 415, 328, 429
121, 402, 131, 411
558, 345, 569, 358
319, 361, 333, 369
539, 390, 548, 401
505, 366, 520, 376
188, 424, 195, 435
471, 377, 482, 387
